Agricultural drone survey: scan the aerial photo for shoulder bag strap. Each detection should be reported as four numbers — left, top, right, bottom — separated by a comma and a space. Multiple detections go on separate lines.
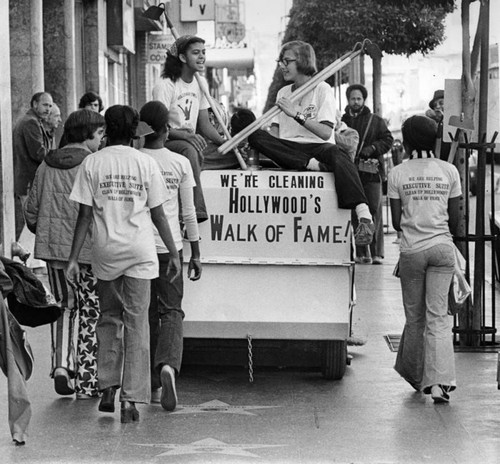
356, 113, 374, 158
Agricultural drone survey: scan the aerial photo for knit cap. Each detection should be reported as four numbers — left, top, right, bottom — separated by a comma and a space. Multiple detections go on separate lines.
402, 115, 437, 151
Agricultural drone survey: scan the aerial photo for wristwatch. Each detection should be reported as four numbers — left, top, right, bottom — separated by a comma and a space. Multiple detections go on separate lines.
294, 112, 307, 125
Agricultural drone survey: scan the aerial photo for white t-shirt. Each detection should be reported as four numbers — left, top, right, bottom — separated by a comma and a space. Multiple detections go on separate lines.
387, 157, 461, 253
70, 145, 173, 280
272, 81, 336, 144
140, 147, 198, 253
152, 76, 210, 132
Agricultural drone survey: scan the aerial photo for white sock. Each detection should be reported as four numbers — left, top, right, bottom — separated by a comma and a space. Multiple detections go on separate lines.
306, 158, 321, 171
355, 203, 372, 222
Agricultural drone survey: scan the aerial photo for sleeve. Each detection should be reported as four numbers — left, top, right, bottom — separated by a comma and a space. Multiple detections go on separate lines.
371, 116, 394, 157
179, 163, 199, 242
387, 168, 400, 199
23, 119, 49, 163
315, 83, 336, 128
145, 160, 171, 209
152, 79, 174, 109
449, 165, 462, 198
69, 161, 94, 206
23, 165, 44, 233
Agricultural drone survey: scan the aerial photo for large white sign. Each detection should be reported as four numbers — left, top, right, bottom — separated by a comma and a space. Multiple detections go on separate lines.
197, 170, 352, 264
180, 0, 215, 21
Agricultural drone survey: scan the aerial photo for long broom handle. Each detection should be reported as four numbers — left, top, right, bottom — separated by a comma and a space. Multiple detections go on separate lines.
163, 13, 248, 169
217, 43, 366, 155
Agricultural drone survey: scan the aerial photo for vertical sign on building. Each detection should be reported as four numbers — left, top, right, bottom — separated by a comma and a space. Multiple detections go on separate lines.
180, 0, 216, 21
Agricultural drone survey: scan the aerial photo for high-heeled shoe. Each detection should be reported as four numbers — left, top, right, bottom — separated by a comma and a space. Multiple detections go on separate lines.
98, 387, 117, 412
431, 385, 450, 403
121, 401, 139, 423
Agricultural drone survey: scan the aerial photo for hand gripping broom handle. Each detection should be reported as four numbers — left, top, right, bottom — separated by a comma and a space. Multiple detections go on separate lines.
217, 40, 373, 155
163, 13, 248, 169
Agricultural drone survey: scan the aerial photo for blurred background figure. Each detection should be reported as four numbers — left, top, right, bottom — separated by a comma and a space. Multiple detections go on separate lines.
79, 91, 104, 113
44, 103, 63, 148
342, 84, 394, 265
425, 89, 444, 124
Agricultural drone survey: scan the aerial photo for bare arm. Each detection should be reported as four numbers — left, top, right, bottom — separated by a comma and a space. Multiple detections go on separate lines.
197, 109, 225, 145
179, 184, 202, 281
168, 127, 207, 153
448, 196, 460, 236
390, 198, 402, 232
66, 204, 93, 282
150, 205, 181, 282
277, 96, 333, 141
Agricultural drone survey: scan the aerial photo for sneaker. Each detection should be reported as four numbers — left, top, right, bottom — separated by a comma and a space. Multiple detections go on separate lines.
160, 365, 177, 411
354, 218, 374, 246
372, 256, 383, 265
151, 388, 162, 404
53, 368, 74, 395
431, 385, 450, 403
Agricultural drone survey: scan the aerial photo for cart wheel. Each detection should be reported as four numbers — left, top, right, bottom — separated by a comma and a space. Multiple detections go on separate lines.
322, 340, 347, 380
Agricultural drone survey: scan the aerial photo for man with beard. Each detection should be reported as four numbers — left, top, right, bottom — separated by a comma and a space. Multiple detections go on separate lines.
342, 84, 393, 265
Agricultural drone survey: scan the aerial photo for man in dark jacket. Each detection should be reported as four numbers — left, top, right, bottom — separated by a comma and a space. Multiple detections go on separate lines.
12, 92, 53, 239
342, 84, 393, 265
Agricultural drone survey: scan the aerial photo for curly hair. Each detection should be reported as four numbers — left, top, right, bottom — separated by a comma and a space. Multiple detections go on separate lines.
160, 35, 205, 81
78, 91, 104, 112
346, 84, 368, 100
104, 105, 139, 143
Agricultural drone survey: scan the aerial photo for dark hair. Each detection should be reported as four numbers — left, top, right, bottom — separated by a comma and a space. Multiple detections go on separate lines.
279, 41, 317, 76
139, 101, 169, 143
161, 35, 205, 81
78, 92, 104, 112
402, 115, 437, 154
64, 109, 105, 143
346, 84, 368, 100
30, 92, 51, 107
104, 105, 139, 143
230, 108, 257, 136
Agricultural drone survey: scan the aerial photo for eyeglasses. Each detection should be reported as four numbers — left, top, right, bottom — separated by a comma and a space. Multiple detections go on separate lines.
276, 58, 297, 67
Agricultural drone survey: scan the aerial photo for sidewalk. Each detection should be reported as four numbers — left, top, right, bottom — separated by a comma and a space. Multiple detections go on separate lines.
0, 231, 499, 464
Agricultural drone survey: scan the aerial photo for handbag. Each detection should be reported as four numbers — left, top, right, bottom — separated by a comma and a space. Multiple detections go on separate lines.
355, 114, 379, 174
448, 245, 472, 315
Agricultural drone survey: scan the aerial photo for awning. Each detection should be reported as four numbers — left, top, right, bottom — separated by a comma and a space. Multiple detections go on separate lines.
205, 48, 254, 70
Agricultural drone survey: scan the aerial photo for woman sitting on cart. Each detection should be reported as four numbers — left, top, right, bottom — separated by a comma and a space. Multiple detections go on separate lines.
247, 40, 373, 246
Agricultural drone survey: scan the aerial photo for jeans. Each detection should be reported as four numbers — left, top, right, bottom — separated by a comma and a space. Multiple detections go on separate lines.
96, 276, 151, 403
394, 243, 456, 392
248, 130, 367, 209
165, 139, 207, 222
351, 180, 384, 258
149, 252, 185, 390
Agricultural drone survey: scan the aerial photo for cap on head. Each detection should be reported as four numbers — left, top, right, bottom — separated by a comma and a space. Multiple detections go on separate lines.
402, 115, 438, 151
428, 89, 444, 109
